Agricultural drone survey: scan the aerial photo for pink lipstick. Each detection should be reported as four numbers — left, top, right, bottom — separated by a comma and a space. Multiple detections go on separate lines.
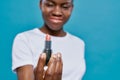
43, 34, 52, 65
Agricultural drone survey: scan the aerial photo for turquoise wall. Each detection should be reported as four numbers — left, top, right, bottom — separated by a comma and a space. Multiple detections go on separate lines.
0, 0, 120, 80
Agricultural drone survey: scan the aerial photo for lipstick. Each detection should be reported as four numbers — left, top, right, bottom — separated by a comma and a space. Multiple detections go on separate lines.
43, 34, 52, 65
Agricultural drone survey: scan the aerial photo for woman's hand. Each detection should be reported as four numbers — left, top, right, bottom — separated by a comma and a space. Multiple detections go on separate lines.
34, 53, 63, 80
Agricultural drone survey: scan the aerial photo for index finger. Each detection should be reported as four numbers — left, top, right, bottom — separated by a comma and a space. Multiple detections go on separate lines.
35, 53, 46, 80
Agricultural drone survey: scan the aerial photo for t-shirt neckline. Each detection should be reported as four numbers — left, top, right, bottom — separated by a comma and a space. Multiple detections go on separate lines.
34, 28, 69, 39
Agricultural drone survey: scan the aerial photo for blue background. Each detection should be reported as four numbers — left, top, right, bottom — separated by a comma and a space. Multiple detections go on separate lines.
0, 0, 120, 80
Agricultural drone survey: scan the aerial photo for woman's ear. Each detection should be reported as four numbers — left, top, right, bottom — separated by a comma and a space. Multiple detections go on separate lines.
71, 3, 74, 10
70, 3, 74, 12
39, 0, 42, 9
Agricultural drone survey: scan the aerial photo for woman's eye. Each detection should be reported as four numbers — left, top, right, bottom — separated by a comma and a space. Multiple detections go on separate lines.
62, 4, 71, 9
63, 6, 69, 9
46, 2, 54, 7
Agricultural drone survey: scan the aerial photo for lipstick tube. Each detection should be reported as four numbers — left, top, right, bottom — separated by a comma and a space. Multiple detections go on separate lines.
43, 34, 52, 65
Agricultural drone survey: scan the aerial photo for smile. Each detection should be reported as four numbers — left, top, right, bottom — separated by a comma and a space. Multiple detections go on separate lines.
49, 17, 63, 23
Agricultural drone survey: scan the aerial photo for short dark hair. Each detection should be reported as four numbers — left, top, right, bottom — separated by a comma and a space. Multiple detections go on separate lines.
40, 0, 73, 2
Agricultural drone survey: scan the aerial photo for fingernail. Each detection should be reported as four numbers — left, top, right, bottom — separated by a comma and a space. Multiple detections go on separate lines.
41, 53, 45, 58
53, 54, 56, 58
52, 54, 57, 62
57, 53, 61, 60
57, 53, 61, 58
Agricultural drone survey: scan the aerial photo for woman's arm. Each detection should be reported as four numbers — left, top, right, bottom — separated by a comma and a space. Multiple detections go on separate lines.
16, 65, 34, 80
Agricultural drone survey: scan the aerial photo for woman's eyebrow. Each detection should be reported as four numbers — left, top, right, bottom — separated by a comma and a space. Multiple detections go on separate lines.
62, 2, 73, 6
44, 0, 55, 4
44, 0, 54, 2
44, 0, 72, 4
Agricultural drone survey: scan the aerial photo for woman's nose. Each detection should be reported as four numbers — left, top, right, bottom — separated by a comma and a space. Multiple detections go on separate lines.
52, 6, 62, 17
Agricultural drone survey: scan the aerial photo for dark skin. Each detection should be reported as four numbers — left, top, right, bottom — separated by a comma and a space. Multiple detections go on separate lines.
40, 0, 73, 36
16, 0, 73, 80
17, 53, 63, 80
34, 53, 63, 80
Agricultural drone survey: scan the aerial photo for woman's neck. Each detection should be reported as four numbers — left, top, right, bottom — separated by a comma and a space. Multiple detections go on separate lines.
39, 26, 66, 37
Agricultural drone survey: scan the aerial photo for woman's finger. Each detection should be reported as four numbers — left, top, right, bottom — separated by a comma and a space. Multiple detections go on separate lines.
53, 53, 63, 80
44, 54, 57, 80
35, 53, 46, 80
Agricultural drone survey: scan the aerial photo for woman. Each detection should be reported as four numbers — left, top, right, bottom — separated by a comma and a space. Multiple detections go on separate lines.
12, 0, 86, 80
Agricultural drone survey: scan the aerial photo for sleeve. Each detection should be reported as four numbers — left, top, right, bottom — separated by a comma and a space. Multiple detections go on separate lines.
79, 41, 86, 79
76, 39, 86, 80
12, 33, 33, 72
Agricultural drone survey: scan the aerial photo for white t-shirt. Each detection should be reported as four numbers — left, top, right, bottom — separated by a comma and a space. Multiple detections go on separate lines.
12, 28, 86, 80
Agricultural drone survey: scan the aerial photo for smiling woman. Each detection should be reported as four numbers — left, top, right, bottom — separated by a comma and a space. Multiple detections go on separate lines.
40, 0, 73, 36
12, 0, 86, 80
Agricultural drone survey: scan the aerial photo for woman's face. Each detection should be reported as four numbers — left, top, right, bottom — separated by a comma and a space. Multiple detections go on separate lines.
40, 0, 73, 31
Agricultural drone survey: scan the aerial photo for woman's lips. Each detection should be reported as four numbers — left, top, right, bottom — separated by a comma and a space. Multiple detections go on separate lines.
49, 17, 63, 23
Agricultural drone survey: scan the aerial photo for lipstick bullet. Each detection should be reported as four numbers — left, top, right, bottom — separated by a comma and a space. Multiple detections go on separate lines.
43, 34, 52, 65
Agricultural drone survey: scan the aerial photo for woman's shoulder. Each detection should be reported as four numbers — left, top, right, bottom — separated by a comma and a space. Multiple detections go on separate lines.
15, 28, 39, 37
14, 28, 39, 41
67, 32, 85, 46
